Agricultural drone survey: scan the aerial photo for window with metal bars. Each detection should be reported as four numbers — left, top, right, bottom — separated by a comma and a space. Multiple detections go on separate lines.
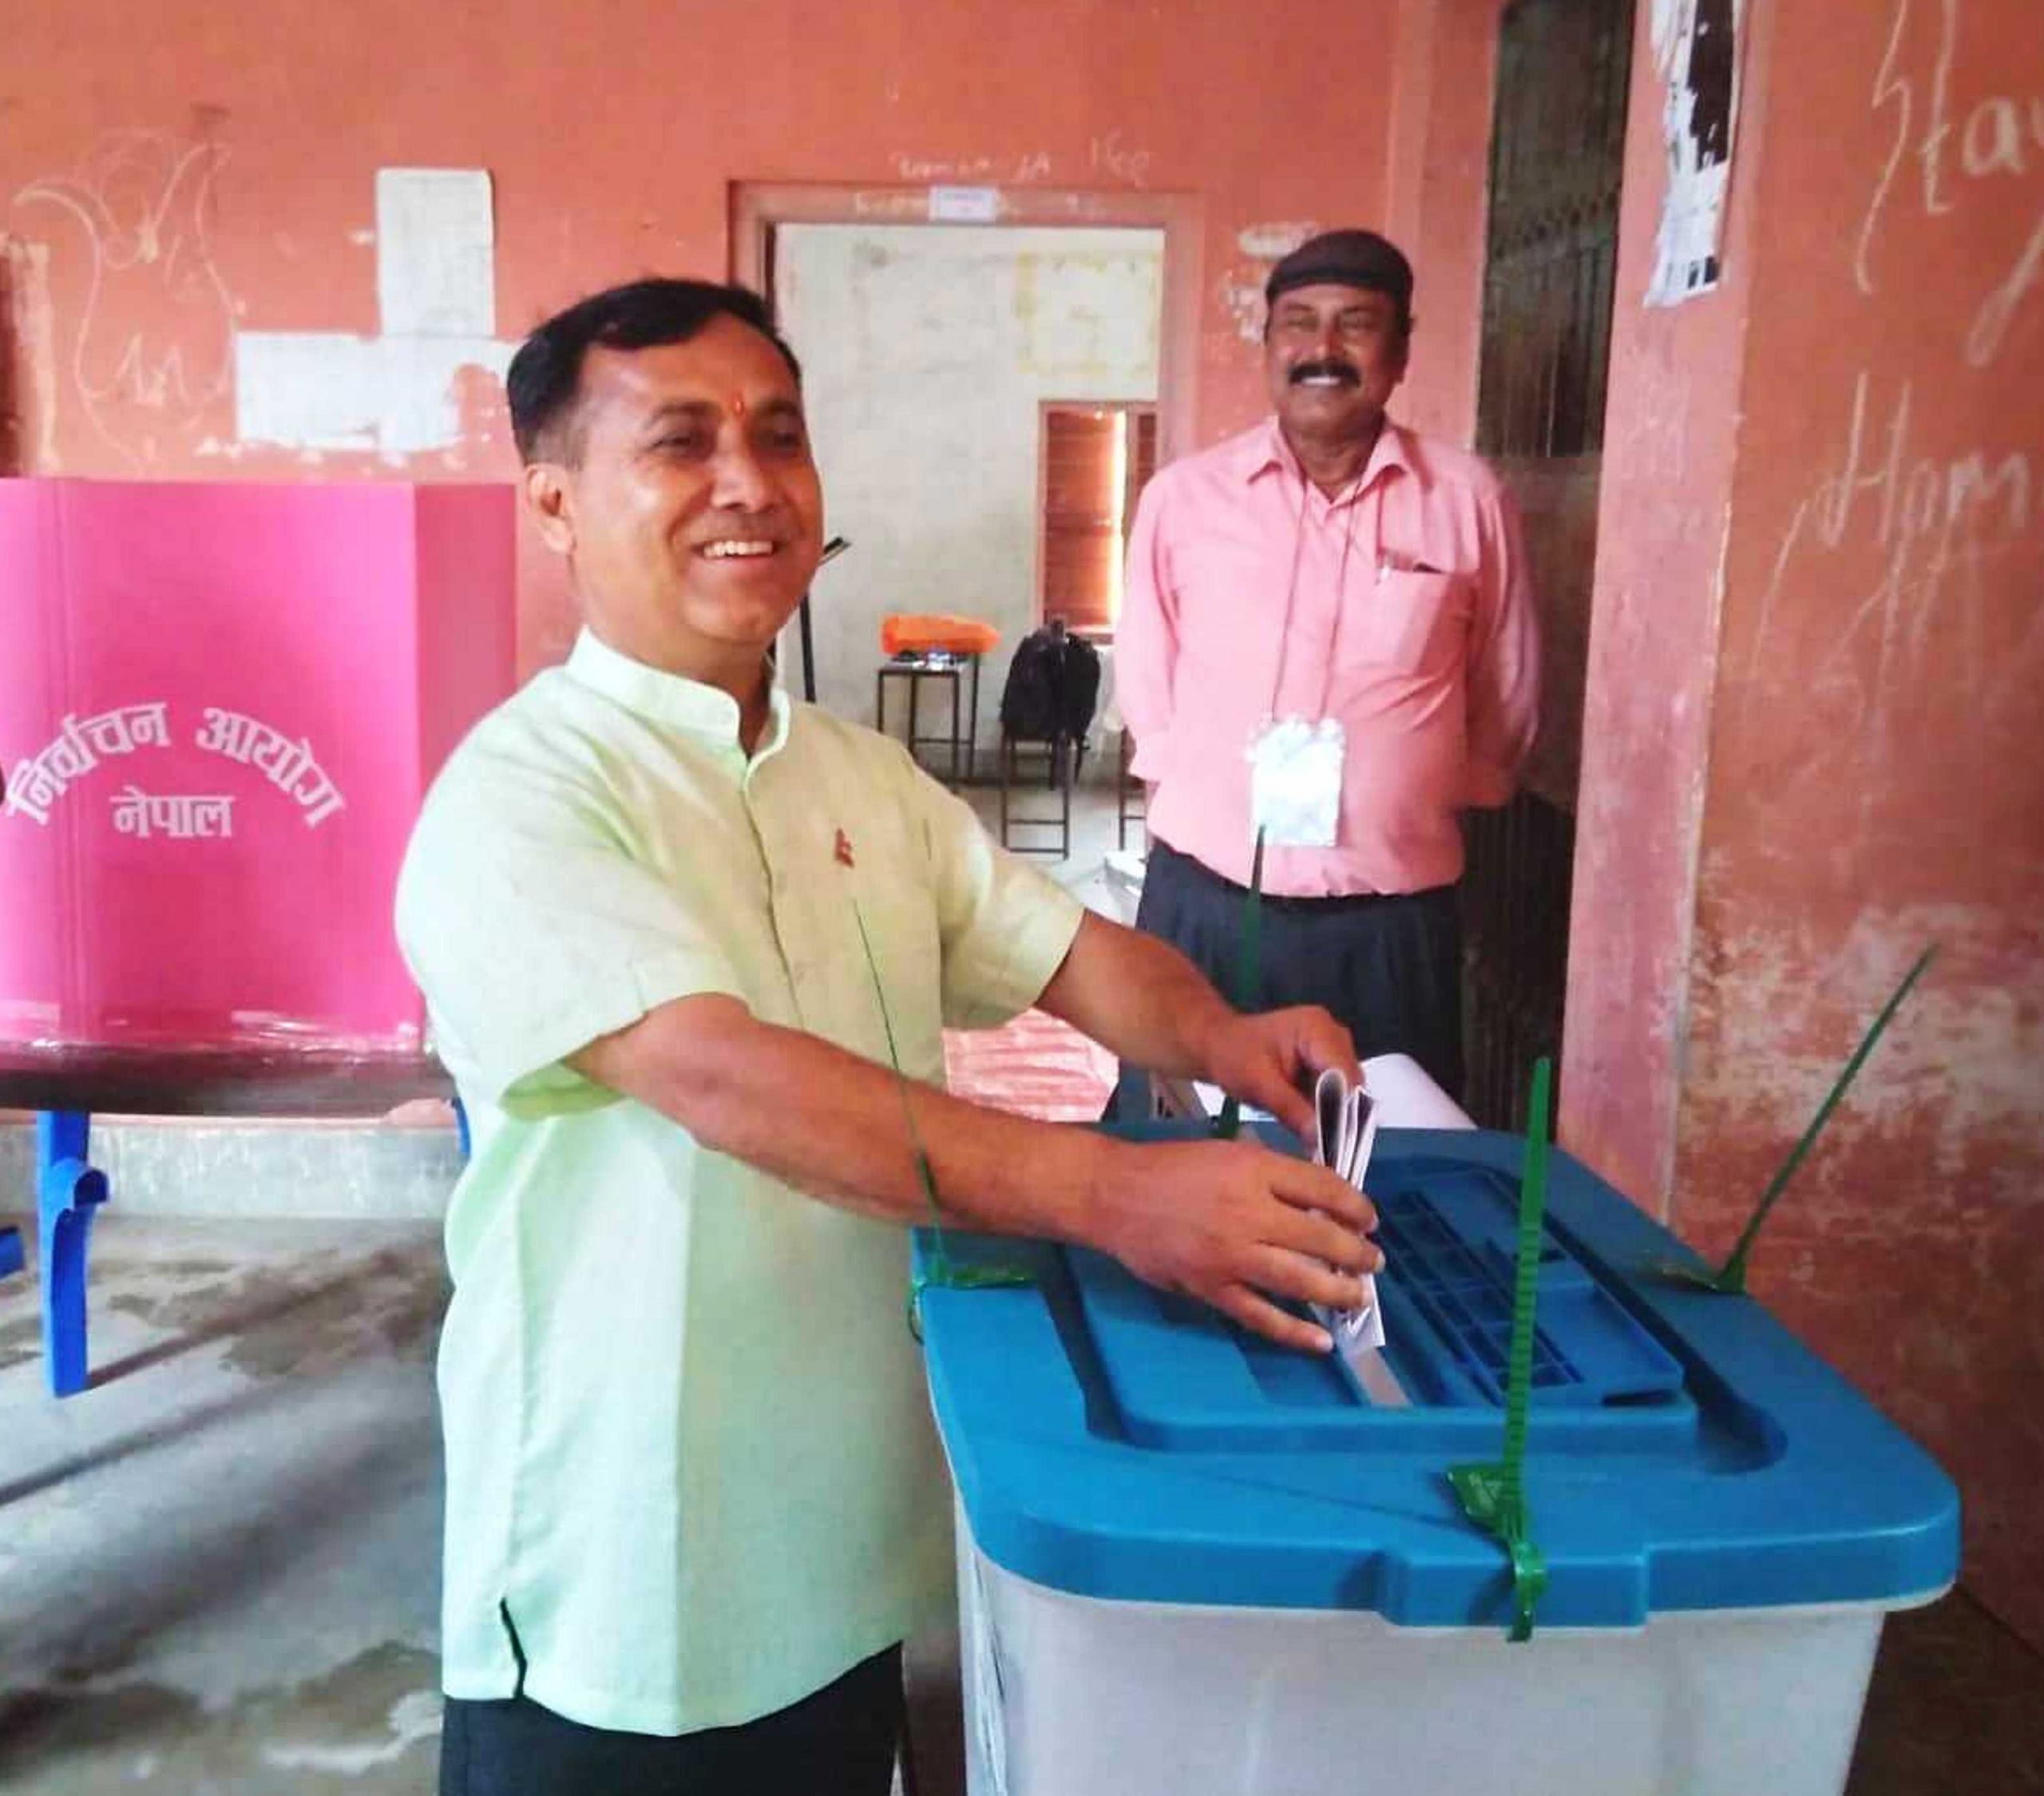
1476, 0, 1633, 461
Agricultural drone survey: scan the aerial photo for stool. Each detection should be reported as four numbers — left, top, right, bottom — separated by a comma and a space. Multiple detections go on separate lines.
1115, 727, 1147, 850
877, 651, 981, 786
999, 729, 1086, 858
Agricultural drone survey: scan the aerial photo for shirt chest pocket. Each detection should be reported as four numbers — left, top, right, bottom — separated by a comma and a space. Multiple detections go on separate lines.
1342, 569, 1471, 676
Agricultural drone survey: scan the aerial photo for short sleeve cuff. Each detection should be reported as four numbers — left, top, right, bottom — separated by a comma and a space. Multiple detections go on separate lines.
476, 947, 744, 1116
941, 876, 1085, 1030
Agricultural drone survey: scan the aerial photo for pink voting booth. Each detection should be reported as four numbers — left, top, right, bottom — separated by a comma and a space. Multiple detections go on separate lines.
2, 478, 514, 1051
0, 477, 517, 1394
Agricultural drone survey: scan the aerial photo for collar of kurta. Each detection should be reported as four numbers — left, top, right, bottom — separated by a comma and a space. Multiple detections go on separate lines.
1236, 415, 1417, 501
564, 627, 792, 761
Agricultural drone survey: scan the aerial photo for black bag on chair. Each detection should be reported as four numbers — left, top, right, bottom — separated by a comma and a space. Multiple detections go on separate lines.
1000, 623, 1100, 744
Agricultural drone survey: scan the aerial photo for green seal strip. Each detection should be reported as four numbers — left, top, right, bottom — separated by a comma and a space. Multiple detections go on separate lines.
1213, 827, 1267, 1142
1448, 1053, 1553, 1643
851, 901, 1033, 1342
1654, 946, 1936, 1296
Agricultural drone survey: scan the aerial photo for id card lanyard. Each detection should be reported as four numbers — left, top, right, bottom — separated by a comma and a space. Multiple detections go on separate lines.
1262, 463, 1381, 728
1246, 465, 1384, 848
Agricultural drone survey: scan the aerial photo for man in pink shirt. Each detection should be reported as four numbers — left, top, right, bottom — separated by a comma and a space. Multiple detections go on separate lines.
1115, 229, 1540, 1100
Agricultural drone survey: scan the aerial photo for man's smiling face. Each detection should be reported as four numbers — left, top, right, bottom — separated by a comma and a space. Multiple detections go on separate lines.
525, 313, 825, 673
1264, 282, 1408, 450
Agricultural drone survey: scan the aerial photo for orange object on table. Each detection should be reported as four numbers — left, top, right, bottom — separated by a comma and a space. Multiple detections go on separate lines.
881, 613, 1000, 657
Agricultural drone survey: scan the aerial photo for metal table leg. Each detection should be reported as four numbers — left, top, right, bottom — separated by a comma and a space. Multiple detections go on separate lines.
965, 654, 981, 782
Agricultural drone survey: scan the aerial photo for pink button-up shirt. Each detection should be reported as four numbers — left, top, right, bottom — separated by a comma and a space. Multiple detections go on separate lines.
1115, 418, 1539, 897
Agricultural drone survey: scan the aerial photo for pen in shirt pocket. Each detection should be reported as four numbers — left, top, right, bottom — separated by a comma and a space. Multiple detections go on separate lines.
1377, 548, 1449, 578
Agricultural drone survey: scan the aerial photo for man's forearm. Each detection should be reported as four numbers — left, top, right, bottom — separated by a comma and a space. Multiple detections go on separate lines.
573, 996, 1111, 1240
1036, 910, 1235, 1081
571, 985, 1377, 1354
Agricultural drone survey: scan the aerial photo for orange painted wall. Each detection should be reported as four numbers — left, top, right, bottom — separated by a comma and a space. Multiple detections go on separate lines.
1562, 0, 1770, 1211
2, 0, 1494, 671
1571, 0, 2044, 1644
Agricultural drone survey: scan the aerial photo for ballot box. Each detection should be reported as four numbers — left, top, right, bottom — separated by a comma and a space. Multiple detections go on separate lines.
0, 478, 514, 1055
916, 1121, 1959, 1796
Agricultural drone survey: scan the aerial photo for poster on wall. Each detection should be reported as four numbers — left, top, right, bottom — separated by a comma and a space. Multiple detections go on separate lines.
1646, 0, 1743, 306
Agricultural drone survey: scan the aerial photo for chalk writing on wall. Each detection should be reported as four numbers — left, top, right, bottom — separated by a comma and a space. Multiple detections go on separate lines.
1741, 371, 2041, 816
889, 151, 1057, 186
11, 131, 236, 467
1090, 133, 1153, 188
1856, 0, 2044, 363
2, 701, 346, 830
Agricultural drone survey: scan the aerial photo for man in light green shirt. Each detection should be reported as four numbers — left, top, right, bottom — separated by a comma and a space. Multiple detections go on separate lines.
398, 278, 1378, 1796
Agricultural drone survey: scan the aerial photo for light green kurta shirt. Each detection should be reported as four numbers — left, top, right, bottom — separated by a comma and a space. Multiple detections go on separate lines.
394, 628, 1083, 1736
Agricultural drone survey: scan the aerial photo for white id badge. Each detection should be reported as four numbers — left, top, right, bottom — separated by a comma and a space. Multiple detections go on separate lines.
1246, 716, 1345, 848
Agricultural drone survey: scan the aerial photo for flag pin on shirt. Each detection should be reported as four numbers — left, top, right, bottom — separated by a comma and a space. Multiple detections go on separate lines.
834, 827, 856, 869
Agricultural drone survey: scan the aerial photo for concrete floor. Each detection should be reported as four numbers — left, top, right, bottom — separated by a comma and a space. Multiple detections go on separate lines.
0, 1216, 449, 1793
5, 783, 2043, 1793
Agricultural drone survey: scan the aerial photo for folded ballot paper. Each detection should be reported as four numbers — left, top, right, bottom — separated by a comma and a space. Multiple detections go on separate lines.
1309, 1067, 1408, 1406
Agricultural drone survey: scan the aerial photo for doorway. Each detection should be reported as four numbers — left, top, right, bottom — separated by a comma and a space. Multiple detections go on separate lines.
731, 185, 1199, 762
1461, 0, 1635, 1128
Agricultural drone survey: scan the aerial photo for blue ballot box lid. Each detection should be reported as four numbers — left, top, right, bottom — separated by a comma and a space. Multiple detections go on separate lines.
915, 1124, 1960, 1629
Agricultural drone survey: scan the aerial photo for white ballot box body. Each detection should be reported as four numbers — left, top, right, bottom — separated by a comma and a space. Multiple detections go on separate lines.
920, 1124, 1959, 1796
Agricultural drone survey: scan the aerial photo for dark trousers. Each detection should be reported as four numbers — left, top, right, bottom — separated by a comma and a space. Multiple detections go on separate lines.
1122, 838, 1465, 1107
439, 1645, 905, 1796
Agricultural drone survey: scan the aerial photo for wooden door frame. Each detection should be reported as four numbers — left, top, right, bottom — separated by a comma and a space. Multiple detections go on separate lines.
729, 181, 1202, 462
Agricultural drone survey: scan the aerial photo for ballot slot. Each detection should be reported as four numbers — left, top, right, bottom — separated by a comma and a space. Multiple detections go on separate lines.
1367, 1164, 1686, 1411
1065, 1147, 1705, 1457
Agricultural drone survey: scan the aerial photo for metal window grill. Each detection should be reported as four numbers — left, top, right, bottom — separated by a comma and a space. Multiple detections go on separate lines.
1476, 0, 1633, 461
1462, 0, 1633, 1129
1461, 792, 1578, 1133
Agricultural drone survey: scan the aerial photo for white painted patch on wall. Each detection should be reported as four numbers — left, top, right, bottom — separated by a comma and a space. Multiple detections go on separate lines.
375, 168, 495, 335
235, 332, 513, 455
1220, 272, 1266, 344
930, 185, 1002, 223
1219, 221, 1321, 343
1236, 220, 1318, 260
232, 169, 512, 455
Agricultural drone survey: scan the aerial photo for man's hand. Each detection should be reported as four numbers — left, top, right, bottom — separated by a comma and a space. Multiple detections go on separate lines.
577, 981, 1377, 1355
1198, 1005, 1362, 1140
1087, 1134, 1380, 1354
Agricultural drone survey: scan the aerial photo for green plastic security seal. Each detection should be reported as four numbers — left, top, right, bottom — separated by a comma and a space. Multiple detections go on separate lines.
1213, 827, 1267, 1143
1656, 946, 1936, 1296
1448, 1053, 1553, 1643
850, 902, 1033, 1342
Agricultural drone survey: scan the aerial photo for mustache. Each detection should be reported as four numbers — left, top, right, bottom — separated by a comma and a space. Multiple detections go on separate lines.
1288, 359, 1361, 387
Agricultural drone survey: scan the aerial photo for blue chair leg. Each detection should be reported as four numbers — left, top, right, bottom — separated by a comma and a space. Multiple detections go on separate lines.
38, 1111, 109, 1398
0, 1224, 22, 1281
